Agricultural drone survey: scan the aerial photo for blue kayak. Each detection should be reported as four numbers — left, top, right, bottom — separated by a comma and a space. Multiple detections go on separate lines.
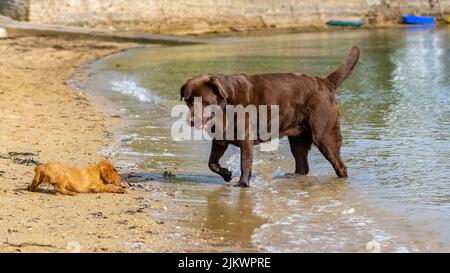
402, 15, 436, 24
326, 20, 364, 27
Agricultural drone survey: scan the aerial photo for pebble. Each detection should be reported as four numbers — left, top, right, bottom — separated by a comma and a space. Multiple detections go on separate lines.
341, 208, 355, 215
0, 28, 8, 38
366, 240, 381, 253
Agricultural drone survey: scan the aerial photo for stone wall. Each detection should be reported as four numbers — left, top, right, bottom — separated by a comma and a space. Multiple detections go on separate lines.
2, 0, 450, 35
27, 0, 372, 34
0, 0, 29, 20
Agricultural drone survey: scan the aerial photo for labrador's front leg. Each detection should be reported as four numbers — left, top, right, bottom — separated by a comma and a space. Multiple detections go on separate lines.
237, 140, 253, 187
208, 140, 232, 182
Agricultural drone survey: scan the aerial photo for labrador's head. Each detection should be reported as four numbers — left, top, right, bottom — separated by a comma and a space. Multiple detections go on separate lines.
98, 160, 121, 186
180, 75, 228, 128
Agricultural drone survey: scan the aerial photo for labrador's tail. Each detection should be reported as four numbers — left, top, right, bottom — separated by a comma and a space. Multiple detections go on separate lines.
326, 45, 360, 90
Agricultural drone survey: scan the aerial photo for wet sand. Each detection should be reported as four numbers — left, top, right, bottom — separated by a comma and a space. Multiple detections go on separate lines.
0, 36, 173, 252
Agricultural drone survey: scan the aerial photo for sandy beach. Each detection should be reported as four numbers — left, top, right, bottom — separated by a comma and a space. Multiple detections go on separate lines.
2, 26, 450, 254
0, 36, 173, 252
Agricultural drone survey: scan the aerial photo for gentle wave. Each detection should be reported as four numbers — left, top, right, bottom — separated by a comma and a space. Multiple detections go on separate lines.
249, 174, 414, 252
101, 145, 175, 158
110, 78, 160, 103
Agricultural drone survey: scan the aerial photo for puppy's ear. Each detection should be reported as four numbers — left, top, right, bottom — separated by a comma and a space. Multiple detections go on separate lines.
99, 161, 114, 184
209, 77, 228, 103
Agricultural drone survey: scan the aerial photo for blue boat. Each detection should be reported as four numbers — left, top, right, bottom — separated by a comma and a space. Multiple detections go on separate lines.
326, 20, 364, 27
402, 15, 436, 24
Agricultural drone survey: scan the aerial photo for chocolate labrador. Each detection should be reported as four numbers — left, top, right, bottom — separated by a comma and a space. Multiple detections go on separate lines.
180, 46, 360, 187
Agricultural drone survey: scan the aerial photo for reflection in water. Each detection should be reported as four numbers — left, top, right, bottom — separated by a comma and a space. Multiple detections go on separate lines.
203, 187, 265, 248
382, 28, 449, 193
378, 29, 450, 242
73, 28, 450, 252
145, 180, 265, 252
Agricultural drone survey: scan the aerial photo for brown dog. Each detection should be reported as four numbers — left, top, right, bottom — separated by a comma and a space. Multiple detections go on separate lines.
28, 160, 125, 195
180, 46, 360, 187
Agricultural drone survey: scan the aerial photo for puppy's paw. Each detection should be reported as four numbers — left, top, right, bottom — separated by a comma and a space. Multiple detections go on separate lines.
88, 187, 99, 193
116, 188, 126, 194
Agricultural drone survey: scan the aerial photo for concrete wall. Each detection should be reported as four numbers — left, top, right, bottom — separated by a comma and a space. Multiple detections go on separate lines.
2, 0, 450, 35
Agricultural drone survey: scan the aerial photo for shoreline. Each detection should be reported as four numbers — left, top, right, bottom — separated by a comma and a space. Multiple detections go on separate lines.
0, 34, 264, 253
3, 26, 448, 253
68, 44, 264, 253
61, 27, 450, 253
0, 36, 176, 252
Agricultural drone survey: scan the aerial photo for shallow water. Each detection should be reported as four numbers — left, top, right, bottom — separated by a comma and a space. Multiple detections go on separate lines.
72, 27, 450, 252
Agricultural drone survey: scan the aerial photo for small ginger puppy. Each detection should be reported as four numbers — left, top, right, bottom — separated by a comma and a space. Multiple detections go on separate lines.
28, 160, 125, 195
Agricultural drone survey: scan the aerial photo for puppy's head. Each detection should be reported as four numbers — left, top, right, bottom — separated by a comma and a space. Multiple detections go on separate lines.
98, 160, 121, 186
180, 75, 228, 128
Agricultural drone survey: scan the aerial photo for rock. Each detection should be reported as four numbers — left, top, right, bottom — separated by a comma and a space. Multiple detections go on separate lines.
7, 228, 19, 233
0, 28, 8, 39
131, 242, 144, 249
66, 241, 81, 253
163, 170, 176, 178
90, 212, 107, 219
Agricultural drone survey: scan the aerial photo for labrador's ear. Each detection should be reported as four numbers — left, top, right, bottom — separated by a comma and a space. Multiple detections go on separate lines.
209, 77, 228, 103
180, 83, 186, 101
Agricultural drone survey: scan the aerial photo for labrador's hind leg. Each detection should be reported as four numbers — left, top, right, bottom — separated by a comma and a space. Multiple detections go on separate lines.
288, 130, 313, 175
312, 113, 348, 178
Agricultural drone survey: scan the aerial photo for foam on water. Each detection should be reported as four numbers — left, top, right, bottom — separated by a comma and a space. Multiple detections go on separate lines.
272, 167, 286, 178
101, 145, 175, 158
110, 77, 160, 103
251, 201, 404, 252
225, 149, 241, 176
250, 173, 415, 252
